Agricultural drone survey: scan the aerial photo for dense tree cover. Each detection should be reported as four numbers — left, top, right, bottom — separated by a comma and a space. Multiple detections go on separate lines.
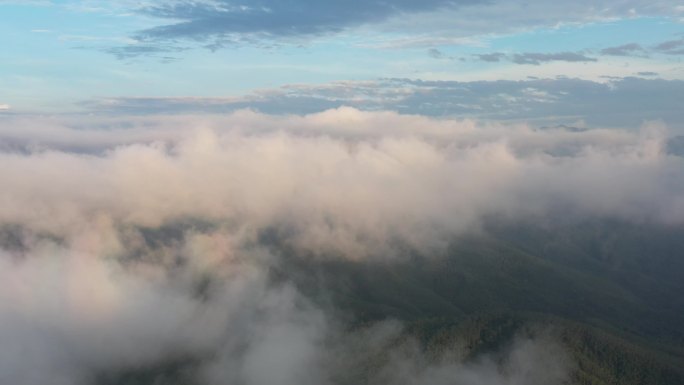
86, 219, 684, 384
274, 219, 684, 384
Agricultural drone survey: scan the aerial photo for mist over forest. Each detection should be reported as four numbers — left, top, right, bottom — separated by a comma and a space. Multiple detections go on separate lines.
1, 109, 683, 384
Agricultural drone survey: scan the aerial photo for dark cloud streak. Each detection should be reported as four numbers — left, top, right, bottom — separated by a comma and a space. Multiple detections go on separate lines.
600, 43, 645, 56
474, 52, 506, 62
136, 0, 479, 41
654, 38, 684, 55
510, 52, 597, 65
472, 51, 597, 65
103, 44, 189, 61
599, 39, 684, 57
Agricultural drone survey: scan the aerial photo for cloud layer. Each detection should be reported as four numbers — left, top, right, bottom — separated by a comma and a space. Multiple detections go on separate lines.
2, 108, 684, 251
82, 78, 684, 130
137, 0, 475, 41
2, 108, 683, 383
131, 0, 682, 45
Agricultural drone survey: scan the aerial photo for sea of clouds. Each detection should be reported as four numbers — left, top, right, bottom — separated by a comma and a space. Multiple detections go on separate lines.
1, 107, 682, 384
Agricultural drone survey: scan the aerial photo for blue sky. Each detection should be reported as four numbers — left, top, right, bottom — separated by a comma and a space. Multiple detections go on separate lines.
0, 0, 682, 125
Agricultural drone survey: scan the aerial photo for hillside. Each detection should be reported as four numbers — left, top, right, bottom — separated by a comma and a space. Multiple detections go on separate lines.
271, 219, 684, 385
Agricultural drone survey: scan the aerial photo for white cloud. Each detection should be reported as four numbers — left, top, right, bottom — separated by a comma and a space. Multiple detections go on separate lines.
1, 109, 682, 254
1, 109, 681, 384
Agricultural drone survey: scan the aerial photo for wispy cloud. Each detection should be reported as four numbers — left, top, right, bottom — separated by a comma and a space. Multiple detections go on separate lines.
511, 52, 597, 65
600, 43, 646, 56
654, 38, 684, 55
474, 53, 506, 62
103, 44, 189, 60
472, 51, 597, 65
360, 35, 485, 49
116, 0, 684, 51
598, 37, 684, 58
80, 77, 684, 130
510, 52, 597, 65
135, 0, 476, 41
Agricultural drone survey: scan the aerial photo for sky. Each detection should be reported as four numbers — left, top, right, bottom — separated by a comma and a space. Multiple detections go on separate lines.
0, 0, 683, 127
